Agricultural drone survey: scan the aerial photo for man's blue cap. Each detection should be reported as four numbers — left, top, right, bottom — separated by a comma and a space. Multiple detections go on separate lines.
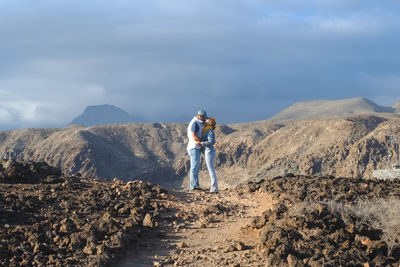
197, 110, 208, 118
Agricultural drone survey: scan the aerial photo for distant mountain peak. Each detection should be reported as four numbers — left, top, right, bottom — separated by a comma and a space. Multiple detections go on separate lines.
85, 104, 115, 111
68, 104, 137, 126
271, 97, 395, 121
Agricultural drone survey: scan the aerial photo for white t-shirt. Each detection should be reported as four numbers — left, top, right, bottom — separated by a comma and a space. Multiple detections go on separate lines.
187, 116, 203, 150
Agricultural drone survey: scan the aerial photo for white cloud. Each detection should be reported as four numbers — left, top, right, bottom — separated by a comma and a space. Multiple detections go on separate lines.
0, 107, 14, 122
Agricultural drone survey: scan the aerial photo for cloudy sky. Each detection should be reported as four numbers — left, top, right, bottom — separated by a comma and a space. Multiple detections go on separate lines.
0, 0, 399, 129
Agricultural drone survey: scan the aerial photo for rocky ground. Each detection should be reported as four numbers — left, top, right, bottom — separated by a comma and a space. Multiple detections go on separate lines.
121, 176, 400, 267
1, 159, 400, 266
241, 175, 400, 266
120, 188, 273, 267
0, 159, 167, 266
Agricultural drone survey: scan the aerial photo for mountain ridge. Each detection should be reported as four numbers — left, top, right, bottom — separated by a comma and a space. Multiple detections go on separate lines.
1, 113, 399, 188
270, 97, 395, 121
1, 97, 399, 188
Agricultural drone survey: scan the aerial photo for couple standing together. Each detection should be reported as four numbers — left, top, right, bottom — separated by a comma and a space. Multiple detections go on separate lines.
187, 110, 218, 193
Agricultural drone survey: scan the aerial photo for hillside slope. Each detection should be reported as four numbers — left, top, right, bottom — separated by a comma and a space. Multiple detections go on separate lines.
0, 114, 399, 187
224, 115, 400, 183
271, 97, 394, 121
0, 123, 187, 186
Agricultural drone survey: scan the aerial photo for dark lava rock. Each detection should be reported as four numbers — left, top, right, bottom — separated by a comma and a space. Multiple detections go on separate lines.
0, 161, 167, 266
0, 159, 62, 184
242, 175, 400, 266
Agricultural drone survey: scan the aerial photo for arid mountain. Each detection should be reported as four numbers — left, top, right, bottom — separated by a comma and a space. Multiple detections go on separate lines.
0, 113, 399, 188
213, 113, 400, 187
271, 97, 395, 121
69, 104, 138, 126
0, 123, 187, 187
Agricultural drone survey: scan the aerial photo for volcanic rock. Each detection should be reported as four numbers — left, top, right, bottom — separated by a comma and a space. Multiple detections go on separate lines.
0, 159, 61, 184
242, 175, 400, 266
0, 159, 168, 266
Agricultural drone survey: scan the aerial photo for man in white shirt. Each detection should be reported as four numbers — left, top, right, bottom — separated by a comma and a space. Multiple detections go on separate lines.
187, 110, 207, 190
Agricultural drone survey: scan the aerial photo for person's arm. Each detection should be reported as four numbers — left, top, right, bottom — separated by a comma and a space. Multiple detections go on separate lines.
191, 122, 201, 142
192, 131, 200, 142
201, 130, 215, 147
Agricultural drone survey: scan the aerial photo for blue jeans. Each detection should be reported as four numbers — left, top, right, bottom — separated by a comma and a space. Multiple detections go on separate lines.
188, 148, 201, 190
205, 149, 218, 192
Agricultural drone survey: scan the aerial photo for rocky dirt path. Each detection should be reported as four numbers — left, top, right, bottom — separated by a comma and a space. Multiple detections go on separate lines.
120, 188, 273, 266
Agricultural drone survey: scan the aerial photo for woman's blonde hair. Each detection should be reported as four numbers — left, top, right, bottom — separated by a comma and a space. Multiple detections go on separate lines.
207, 116, 216, 129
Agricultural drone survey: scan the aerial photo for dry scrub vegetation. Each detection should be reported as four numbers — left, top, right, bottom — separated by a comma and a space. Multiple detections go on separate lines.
290, 198, 400, 255
324, 198, 400, 254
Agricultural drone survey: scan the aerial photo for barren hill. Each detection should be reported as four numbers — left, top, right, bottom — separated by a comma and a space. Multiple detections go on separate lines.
271, 97, 395, 121
69, 104, 138, 126
0, 123, 188, 187
0, 113, 400, 188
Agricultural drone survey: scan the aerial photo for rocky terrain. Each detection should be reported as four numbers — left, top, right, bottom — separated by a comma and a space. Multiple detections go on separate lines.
242, 175, 400, 266
0, 113, 399, 188
1, 97, 399, 266
127, 176, 400, 267
0, 158, 62, 184
0, 159, 167, 266
120, 187, 273, 266
120, 177, 399, 267
0, 98, 399, 187
1, 159, 399, 266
